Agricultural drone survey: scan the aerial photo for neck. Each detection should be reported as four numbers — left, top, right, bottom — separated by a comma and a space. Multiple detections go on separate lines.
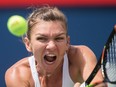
36, 59, 64, 86
38, 63, 63, 87
36, 58, 64, 77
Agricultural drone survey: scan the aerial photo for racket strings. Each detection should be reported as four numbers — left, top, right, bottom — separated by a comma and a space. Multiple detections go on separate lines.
105, 34, 116, 82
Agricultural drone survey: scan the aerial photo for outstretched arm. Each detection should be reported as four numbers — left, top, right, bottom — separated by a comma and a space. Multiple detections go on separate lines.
69, 45, 107, 87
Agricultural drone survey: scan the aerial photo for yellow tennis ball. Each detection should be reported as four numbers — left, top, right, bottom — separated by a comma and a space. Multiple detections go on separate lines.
7, 15, 28, 37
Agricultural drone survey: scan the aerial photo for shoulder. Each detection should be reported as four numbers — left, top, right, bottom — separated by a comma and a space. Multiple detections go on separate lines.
67, 45, 99, 82
68, 45, 96, 64
70, 45, 95, 54
5, 57, 32, 87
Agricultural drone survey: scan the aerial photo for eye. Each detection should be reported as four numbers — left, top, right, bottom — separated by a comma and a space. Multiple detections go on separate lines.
36, 37, 48, 42
55, 37, 64, 42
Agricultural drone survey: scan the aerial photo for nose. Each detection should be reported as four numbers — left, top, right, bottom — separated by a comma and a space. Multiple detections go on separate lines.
46, 40, 56, 51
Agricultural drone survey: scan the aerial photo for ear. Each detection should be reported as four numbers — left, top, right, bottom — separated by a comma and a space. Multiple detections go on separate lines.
23, 37, 32, 52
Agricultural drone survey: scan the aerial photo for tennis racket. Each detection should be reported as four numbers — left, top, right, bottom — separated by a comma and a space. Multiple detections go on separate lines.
80, 25, 116, 87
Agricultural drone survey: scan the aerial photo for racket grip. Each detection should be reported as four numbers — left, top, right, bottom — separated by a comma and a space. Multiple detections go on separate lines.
85, 84, 94, 87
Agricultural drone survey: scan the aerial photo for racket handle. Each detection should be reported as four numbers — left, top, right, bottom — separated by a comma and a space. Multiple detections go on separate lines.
85, 84, 94, 87
80, 82, 94, 87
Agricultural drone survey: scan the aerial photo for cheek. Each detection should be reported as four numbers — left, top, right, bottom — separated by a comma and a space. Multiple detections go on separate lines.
58, 42, 68, 52
57, 44, 68, 59
32, 44, 46, 62
32, 43, 46, 54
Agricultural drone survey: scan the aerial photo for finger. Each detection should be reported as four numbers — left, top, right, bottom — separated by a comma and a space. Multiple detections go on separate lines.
74, 83, 81, 87
95, 82, 108, 87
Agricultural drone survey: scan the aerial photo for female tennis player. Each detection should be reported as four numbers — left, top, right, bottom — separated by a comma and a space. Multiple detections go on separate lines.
5, 6, 107, 87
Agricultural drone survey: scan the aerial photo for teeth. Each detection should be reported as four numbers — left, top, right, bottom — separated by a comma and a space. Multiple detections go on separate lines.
47, 54, 55, 57
44, 54, 56, 63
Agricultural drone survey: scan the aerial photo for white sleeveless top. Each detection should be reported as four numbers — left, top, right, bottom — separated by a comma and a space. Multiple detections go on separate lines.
28, 54, 74, 87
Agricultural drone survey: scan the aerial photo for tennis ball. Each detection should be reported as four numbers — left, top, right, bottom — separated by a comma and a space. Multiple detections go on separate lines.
7, 15, 28, 37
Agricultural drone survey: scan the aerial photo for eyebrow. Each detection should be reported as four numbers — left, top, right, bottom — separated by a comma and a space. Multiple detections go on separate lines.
56, 33, 67, 36
35, 33, 66, 37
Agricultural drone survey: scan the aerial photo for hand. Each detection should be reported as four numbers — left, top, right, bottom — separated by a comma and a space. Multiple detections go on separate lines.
74, 82, 81, 87
94, 82, 107, 87
74, 82, 107, 87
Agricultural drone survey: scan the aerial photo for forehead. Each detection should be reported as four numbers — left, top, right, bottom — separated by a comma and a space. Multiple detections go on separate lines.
31, 21, 67, 35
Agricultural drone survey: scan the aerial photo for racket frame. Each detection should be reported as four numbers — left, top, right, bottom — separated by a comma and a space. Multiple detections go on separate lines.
85, 26, 116, 86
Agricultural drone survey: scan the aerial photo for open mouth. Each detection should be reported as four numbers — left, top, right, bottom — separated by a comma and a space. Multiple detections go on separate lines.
44, 54, 57, 64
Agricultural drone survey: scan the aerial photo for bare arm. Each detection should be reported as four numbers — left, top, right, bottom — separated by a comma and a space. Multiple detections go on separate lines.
80, 46, 103, 84
5, 69, 27, 87
5, 58, 31, 87
69, 45, 104, 84
5, 66, 31, 87
71, 45, 106, 87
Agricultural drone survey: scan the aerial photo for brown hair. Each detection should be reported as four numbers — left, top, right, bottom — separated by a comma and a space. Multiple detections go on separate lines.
26, 6, 68, 40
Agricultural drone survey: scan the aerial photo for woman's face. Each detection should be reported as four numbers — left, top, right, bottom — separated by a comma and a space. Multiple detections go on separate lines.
25, 21, 70, 75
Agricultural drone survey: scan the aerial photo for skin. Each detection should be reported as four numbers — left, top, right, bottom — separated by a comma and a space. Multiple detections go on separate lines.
5, 21, 107, 87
